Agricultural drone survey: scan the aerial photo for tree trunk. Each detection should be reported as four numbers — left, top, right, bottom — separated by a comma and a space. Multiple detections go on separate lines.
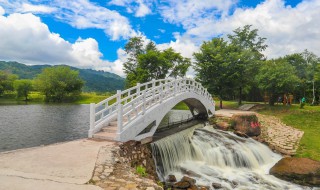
238, 87, 242, 105
312, 80, 315, 105
220, 99, 223, 109
269, 94, 276, 106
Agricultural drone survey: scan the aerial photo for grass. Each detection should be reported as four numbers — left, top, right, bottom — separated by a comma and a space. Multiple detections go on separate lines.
258, 104, 320, 161
0, 92, 112, 105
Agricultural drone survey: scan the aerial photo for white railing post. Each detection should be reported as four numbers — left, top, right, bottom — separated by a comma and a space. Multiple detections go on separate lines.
89, 103, 95, 138
142, 90, 146, 114
160, 83, 163, 103
116, 90, 122, 134
173, 80, 177, 96
136, 83, 140, 96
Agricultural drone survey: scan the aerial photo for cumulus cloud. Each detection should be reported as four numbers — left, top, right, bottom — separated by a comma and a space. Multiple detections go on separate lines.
159, 0, 320, 58
0, 12, 124, 75
0, 0, 137, 40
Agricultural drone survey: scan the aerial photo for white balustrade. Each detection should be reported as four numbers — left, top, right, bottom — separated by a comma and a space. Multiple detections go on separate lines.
89, 78, 214, 137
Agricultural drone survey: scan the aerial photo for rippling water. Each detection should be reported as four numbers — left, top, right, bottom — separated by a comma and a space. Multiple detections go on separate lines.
151, 125, 314, 190
0, 104, 89, 152
0, 105, 191, 152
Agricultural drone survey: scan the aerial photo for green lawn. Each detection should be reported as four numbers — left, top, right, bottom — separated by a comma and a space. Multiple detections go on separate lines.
258, 104, 320, 161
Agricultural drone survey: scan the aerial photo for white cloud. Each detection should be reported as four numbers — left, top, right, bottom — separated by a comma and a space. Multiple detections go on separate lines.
159, 0, 320, 59
0, 0, 137, 40
109, 0, 152, 17
19, 3, 56, 13
0, 5, 5, 15
0, 12, 124, 76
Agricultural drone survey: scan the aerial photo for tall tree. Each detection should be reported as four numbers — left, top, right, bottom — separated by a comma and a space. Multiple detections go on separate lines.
255, 58, 300, 105
227, 25, 268, 105
123, 38, 191, 87
34, 66, 84, 102
194, 38, 236, 108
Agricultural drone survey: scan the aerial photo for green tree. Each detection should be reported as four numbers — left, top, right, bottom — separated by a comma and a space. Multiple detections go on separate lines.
255, 58, 300, 105
0, 71, 18, 95
123, 38, 191, 87
13, 79, 33, 101
227, 25, 267, 105
35, 66, 84, 102
194, 38, 236, 108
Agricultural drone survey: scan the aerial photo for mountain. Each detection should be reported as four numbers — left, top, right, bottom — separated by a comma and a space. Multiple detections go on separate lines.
0, 61, 125, 92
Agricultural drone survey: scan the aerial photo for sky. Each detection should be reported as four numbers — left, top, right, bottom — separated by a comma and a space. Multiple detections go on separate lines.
0, 0, 319, 77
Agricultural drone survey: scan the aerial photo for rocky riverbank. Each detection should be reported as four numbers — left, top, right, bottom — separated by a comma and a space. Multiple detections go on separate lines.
90, 141, 162, 190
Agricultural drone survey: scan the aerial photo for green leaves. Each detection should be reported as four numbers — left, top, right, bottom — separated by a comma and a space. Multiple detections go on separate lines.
123, 38, 191, 87
34, 66, 84, 102
13, 79, 33, 100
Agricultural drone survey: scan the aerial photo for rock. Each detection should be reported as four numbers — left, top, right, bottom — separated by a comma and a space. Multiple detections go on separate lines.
234, 131, 249, 138
215, 121, 230, 131
187, 185, 199, 190
181, 176, 196, 186
167, 174, 177, 182
198, 186, 209, 190
231, 113, 261, 137
270, 157, 320, 187
173, 181, 191, 189
211, 182, 222, 189
141, 137, 153, 144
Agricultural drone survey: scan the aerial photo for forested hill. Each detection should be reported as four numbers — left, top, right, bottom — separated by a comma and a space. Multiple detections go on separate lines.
0, 61, 125, 92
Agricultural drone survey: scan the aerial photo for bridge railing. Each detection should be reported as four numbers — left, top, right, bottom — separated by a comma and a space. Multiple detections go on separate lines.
89, 78, 214, 137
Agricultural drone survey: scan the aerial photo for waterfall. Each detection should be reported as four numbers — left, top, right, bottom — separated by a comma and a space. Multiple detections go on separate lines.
151, 124, 310, 190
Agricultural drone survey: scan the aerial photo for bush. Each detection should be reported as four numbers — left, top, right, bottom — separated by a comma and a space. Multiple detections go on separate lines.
136, 165, 147, 177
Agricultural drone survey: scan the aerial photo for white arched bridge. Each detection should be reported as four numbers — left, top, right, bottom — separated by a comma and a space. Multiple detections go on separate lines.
89, 78, 215, 142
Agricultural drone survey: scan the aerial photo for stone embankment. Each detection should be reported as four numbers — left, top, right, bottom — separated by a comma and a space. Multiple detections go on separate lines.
90, 141, 162, 190
214, 109, 304, 156
257, 114, 304, 156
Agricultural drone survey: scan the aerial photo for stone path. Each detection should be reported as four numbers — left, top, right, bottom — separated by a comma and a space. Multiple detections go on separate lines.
238, 104, 257, 111
215, 109, 256, 117
90, 144, 162, 190
257, 114, 304, 156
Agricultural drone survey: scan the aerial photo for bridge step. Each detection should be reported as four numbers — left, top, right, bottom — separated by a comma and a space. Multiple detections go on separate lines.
93, 131, 117, 141
109, 121, 117, 126
102, 126, 117, 133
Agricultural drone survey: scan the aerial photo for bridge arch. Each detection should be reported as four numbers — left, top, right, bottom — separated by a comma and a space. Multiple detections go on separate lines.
89, 78, 215, 142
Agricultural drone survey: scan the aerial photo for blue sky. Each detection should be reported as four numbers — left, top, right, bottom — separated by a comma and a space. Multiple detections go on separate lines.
0, 0, 319, 76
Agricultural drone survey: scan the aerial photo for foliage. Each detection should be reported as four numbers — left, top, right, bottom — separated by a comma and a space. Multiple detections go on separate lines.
136, 165, 147, 177
13, 79, 33, 101
34, 66, 84, 102
0, 61, 124, 92
194, 25, 267, 107
123, 37, 191, 87
0, 71, 18, 95
255, 58, 300, 105
227, 25, 267, 105
194, 38, 238, 108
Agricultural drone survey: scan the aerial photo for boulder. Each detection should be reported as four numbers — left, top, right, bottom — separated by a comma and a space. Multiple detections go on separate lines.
211, 183, 222, 189
231, 113, 261, 137
234, 131, 249, 138
173, 181, 191, 189
270, 157, 320, 187
181, 176, 196, 186
167, 174, 177, 182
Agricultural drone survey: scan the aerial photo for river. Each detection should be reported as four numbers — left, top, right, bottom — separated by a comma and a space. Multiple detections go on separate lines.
0, 104, 190, 152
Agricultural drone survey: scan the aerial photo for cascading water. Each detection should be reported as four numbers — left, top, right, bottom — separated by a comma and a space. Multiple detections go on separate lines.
151, 124, 312, 190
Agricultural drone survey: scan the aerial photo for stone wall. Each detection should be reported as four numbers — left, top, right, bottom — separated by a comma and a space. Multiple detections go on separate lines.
119, 140, 159, 181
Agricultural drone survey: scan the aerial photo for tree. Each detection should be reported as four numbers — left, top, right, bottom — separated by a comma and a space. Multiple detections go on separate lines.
255, 58, 300, 105
194, 38, 236, 108
227, 25, 267, 105
35, 66, 84, 102
0, 71, 18, 95
123, 38, 191, 87
13, 79, 33, 101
